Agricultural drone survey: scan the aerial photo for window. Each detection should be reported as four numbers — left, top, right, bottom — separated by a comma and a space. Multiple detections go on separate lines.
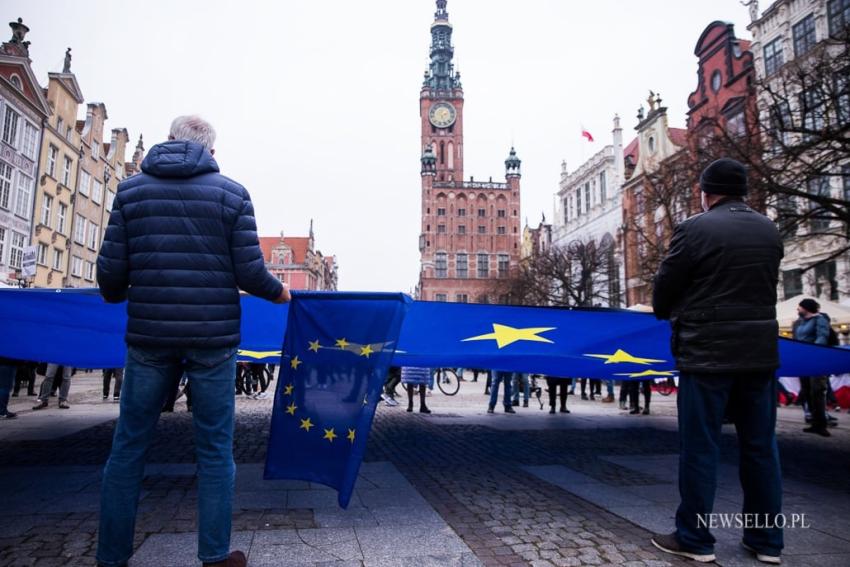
36, 242, 47, 265
782, 269, 804, 298
437, 208, 446, 216
477, 225, 486, 234
801, 89, 825, 140
793, 14, 817, 57
0, 161, 12, 210
57, 203, 68, 234
8, 231, 25, 269
88, 220, 99, 250
457, 208, 466, 216
455, 293, 468, 303
62, 156, 72, 186
576, 188, 582, 216
498, 254, 509, 278
84, 261, 95, 281
710, 70, 722, 93
497, 209, 506, 218
815, 261, 839, 300
2, 107, 19, 146
0, 227, 4, 264
437, 224, 446, 233
477, 253, 489, 278
435, 293, 448, 302
106, 190, 116, 212
477, 208, 486, 217
563, 199, 569, 223
78, 170, 91, 197
585, 183, 591, 212
22, 123, 38, 159
91, 142, 100, 160
726, 111, 747, 138
457, 225, 466, 235
435, 252, 447, 278
52, 248, 64, 271
47, 145, 58, 178
599, 171, 607, 202
73, 213, 87, 244
57, 117, 64, 134
769, 102, 793, 151
456, 253, 468, 278
807, 176, 831, 230
843, 165, 850, 201
764, 38, 784, 75
829, 0, 850, 37
477, 294, 490, 304
497, 226, 506, 235
70, 255, 83, 277
14, 174, 32, 218
835, 71, 850, 125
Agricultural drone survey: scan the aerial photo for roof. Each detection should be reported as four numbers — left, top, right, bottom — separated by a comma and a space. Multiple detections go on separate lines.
669, 128, 688, 147
259, 236, 311, 264
623, 136, 639, 163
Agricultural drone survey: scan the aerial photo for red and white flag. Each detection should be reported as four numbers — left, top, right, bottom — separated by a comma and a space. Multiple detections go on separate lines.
580, 125, 594, 142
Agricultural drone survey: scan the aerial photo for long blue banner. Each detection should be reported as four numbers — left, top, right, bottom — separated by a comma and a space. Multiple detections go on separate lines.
0, 288, 849, 379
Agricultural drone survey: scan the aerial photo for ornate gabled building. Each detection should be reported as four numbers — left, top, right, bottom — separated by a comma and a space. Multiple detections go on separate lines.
0, 18, 50, 285
32, 49, 85, 288
259, 222, 338, 291
417, 0, 522, 304
621, 93, 688, 307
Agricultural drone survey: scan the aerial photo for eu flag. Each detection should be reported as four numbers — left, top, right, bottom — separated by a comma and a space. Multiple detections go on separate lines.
263, 292, 410, 508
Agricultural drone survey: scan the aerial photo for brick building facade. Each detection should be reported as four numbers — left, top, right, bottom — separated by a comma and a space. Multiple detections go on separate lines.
417, 0, 521, 304
259, 223, 338, 291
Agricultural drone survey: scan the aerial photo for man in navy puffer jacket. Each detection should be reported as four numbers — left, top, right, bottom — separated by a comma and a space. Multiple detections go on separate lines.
96, 116, 289, 567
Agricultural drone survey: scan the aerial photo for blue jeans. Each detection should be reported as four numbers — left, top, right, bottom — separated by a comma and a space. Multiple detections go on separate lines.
0, 363, 15, 415
488, 371, 513, 408
605, 380, 614, 396
676, 372, 783, 556
511, 373, 530, 403
97, 346, 237, 566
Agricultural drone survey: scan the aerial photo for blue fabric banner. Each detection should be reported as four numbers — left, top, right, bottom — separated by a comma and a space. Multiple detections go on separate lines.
263, 292, 410, 507
1, 288, 850, 379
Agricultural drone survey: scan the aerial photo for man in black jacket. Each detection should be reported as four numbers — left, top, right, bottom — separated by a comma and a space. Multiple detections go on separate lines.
650, 159, 784, 565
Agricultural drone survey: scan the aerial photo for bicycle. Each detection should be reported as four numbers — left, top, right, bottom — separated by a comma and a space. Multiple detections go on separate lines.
656, 376, 677, 396
435, 367, 460, 396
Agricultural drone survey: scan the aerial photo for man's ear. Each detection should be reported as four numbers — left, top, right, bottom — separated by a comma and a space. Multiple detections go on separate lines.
210, 149, 215, 156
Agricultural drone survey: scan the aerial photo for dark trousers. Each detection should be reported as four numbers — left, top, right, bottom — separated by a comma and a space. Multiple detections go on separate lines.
13, 364, 35, 396
627, 380, 651, 409
546, 377, 570, 409
800, 376, 828, 429
675, 372, 783, 556
103, 368, 124, 398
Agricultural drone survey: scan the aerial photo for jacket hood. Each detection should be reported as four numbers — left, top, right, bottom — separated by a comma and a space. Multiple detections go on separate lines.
141, 141, 220, 179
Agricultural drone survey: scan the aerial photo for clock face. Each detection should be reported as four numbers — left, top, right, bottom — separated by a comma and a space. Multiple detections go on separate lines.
429, 102, 457, 128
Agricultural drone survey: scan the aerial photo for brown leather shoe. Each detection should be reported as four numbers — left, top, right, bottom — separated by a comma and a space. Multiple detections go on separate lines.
203, 550, 247, 567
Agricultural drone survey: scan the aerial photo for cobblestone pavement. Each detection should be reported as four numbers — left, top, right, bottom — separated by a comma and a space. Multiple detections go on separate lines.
1, 375, 848, 566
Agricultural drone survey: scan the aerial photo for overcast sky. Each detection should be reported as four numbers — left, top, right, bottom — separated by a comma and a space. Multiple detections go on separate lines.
12, 0, 753, 292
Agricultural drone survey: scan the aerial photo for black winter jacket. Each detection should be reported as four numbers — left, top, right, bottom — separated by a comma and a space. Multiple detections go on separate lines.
97, 141, 283, 348
652, 199, 784, 373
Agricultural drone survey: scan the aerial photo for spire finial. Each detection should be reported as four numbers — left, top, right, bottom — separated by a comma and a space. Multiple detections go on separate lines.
435, 0, 448, 20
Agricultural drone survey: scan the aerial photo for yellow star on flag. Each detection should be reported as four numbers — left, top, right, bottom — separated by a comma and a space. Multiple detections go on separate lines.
323, 428, 337, 442
285, 402, 297, 415
614, 370, 676, 378
360, 344, 374, 358
335, 338, 350, 349
308, 340, 321, 353
347, 428, 356, 443
290, 356, 302, 370
299, 417, 314, 432
283, 383, 294, 395
584, 349, 665, 365
462, 324, 556, 349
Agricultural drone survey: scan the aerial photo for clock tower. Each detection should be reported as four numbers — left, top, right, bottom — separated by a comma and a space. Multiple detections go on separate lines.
417, 0, 522, 304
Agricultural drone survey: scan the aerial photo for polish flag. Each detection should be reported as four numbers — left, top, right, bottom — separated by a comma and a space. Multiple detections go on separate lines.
581, 126, 594, 142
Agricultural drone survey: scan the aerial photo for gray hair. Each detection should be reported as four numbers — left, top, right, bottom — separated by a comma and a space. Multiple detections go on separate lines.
169, 115, 216, 150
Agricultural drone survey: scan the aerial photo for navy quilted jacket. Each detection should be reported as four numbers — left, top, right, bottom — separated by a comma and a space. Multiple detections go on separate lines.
97, 140, 283, 348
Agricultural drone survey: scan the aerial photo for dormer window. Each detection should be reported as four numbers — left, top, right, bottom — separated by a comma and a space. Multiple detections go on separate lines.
10, 75, 22, 90
648, 136, 656, 153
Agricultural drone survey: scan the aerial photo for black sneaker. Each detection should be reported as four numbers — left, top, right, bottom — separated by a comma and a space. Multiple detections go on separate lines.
741, 541, 781, 564
113, 396, 120, 402
58, 401, 70, 410
651, 533, 715, 563
549, 408, 555, 414
642, 407, 650, 415
504, 406, 516, 414
512, 400, 520, 407
559, 407, 570, 414
581, 393, 588, 400
629, 407, 641, 415
32, 400, 48, 411
487, 406, 494, 414
103, 395, 108, 400
522, 400, 528, 408
803, 426, 831, 437
1, 411, 17, 419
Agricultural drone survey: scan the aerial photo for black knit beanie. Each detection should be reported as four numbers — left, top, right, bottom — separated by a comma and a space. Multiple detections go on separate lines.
700, 158, 748, 196
799, 298, 820, 314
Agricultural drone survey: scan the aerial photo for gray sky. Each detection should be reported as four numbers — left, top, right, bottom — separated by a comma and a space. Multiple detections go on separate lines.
13, 0, 752, 292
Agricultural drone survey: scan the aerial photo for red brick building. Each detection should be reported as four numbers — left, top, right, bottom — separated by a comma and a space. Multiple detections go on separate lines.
259, 222, 338, 291
417, 0, 522, 304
